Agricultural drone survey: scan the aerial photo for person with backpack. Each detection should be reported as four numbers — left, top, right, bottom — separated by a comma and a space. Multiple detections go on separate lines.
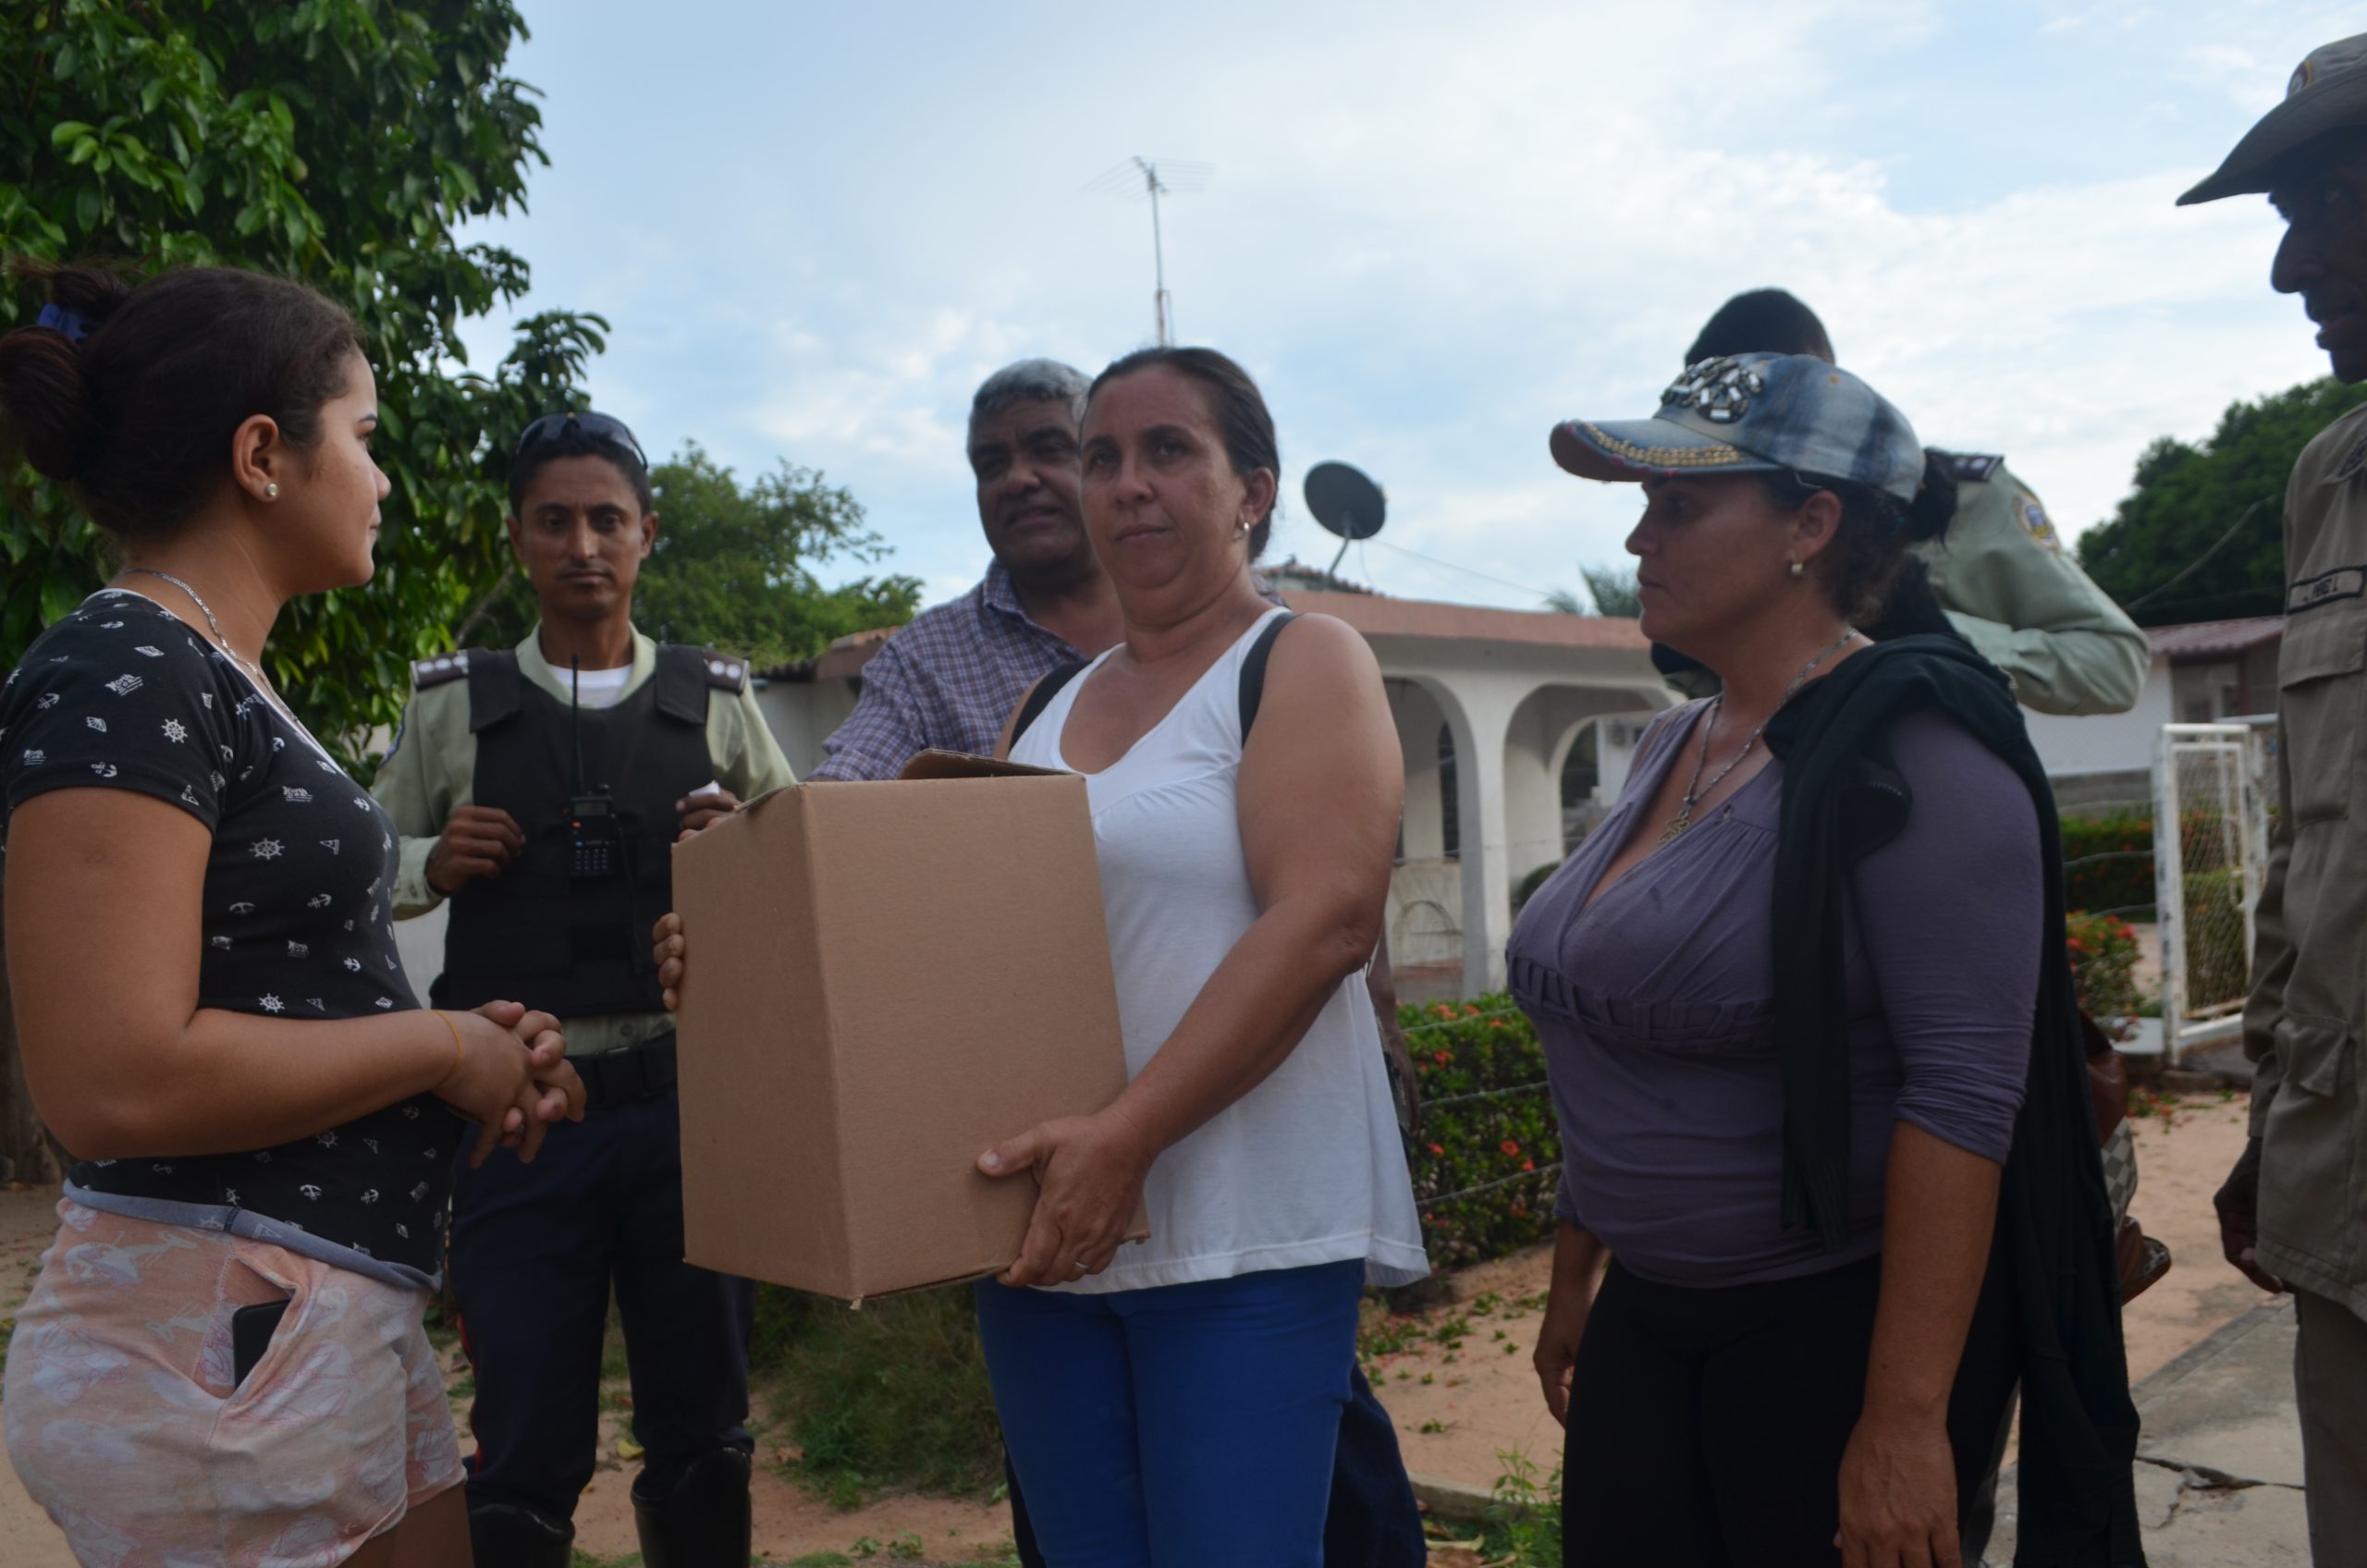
793, 356, 1431, 1568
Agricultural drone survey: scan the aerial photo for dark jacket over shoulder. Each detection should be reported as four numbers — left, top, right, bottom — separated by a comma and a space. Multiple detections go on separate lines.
1765, 636, 2145, 1567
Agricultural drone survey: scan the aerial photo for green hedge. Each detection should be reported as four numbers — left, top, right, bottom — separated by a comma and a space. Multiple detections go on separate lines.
1401, 996, 1561, 1268
2061, 811, 2154, 913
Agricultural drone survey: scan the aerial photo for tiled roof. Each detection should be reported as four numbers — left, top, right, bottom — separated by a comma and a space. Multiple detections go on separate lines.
754, 624, 899, 683
1279, 589, 1650, 650
2145, 616, 2284, 661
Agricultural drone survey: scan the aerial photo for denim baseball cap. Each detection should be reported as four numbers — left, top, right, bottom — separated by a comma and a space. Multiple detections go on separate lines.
1550, 353, 1925, 503
2180, 33, 2367, 205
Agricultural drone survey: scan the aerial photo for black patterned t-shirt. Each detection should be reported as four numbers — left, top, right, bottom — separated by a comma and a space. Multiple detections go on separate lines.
0, 591, 461, 1286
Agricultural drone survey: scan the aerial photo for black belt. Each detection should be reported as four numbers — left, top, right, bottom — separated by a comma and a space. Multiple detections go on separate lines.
573, 1033, 678, 1112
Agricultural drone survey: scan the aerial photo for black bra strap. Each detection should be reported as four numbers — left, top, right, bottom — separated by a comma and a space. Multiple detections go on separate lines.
1010, 660, 1089, 748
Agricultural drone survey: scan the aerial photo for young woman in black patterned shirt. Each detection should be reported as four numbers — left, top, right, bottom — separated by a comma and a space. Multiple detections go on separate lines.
0, 265, 585, 1567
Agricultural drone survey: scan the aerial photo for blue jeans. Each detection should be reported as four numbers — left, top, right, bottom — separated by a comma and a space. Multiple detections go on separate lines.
975, 1261, 1366, 1568
1004, 1359, 1428, 1568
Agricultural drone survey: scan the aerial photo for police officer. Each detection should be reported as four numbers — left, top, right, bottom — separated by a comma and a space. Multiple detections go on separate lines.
374, 410, 797, 1567
2184, 33, 2367, 1563
1680, 288, 2152, 716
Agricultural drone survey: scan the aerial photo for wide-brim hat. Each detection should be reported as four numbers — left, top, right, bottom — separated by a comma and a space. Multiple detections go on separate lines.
1550, 353, 1925, 504
2180, 33, 2367, 205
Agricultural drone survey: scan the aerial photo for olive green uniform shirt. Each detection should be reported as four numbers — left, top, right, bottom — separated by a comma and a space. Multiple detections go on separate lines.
1919, 460, 2150, 717
2243, 402, 2367, 1321
370, 623, 797, 1055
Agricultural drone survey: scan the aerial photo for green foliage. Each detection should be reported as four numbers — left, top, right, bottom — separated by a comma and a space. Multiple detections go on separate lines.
1473, 1447, 1564, 1566
2182, 867, 2250, 1010
2060, 811, 2156, 913
0, 0, 605, 770
750, 1286, 1005, 1503
2078, 377, 2367, 626
637, 445, 919, 668
1401, 996, 1560, 1268
465, 445, 923, 666
1580, 563, 1642, 619
2067, 911, 2143, 1034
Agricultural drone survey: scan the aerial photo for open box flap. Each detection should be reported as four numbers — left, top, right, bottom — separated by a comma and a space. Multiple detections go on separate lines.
897, 748, 1068, 782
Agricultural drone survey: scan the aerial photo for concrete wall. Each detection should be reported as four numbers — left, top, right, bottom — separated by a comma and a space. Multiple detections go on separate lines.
2023, 661, 2174, 778
755, 676, 860, 780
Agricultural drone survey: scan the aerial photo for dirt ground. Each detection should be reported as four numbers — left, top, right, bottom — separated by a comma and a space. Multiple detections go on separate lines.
0, 1091, 2267, 1564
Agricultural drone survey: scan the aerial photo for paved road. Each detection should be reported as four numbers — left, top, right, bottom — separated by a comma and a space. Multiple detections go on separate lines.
1985, 1295, 2312, 1565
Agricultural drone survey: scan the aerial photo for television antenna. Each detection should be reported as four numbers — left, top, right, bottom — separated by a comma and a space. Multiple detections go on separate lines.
1304, 460, 1387, 576
1088, 156, 1211, 345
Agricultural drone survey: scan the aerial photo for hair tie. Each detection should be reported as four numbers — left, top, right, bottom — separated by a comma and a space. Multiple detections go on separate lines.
36, 302, 92, 343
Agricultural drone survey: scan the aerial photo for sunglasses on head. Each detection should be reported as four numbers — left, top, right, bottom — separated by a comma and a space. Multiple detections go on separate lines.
514, 410, 650, 472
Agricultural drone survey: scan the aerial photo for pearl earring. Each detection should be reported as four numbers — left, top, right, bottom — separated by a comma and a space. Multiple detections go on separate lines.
1787, 560, 1804, 579
264, 482, 279, 500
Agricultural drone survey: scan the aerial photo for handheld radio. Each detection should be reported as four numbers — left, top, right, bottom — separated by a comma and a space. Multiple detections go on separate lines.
566, 655, 623, 881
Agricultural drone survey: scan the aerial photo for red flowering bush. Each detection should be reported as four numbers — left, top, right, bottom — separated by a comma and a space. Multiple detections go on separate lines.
2066, 910, 2143, 1037
1400, 994, 1561, 1268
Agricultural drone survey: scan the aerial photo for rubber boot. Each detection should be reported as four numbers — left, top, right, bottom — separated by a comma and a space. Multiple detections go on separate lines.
632, 1446, 754, 1568
467, 1501, 574, 1568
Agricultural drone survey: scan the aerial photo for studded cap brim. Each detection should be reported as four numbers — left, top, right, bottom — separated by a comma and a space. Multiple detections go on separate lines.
1549, 416, 1784, 484
2180, 57, 2367, 204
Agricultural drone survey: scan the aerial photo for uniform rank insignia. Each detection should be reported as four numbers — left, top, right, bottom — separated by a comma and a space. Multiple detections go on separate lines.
2015, 493, 2060, 555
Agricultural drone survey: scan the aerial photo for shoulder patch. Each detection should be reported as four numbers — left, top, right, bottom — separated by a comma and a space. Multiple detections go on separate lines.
701, 655, 749, 694
1932, 449, 2005, 485
2012, 491, 2061, 555
2336, 431, 2367, 483
411, 651, 471, 690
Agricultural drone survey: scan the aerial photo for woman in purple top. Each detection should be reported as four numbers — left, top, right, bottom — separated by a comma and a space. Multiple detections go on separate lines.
1516, 356, 2041, 1567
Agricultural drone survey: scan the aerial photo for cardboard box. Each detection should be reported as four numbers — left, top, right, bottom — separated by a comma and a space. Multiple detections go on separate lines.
669, 751, 1138, 1301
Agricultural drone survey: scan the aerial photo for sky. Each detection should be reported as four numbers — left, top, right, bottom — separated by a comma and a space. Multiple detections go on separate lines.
452, 0, 2351, 616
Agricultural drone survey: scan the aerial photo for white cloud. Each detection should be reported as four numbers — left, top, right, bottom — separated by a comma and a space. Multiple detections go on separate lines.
458, 0, 2349, 614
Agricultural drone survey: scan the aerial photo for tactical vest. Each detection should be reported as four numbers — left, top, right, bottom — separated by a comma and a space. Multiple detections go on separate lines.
431, 645, 728, 1018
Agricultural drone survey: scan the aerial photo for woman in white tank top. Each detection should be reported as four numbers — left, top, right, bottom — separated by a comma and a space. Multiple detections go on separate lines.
972, 349, 1425, 1567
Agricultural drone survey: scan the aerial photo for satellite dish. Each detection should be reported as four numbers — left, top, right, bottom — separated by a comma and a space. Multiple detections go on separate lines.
1304, 460, 1386, 573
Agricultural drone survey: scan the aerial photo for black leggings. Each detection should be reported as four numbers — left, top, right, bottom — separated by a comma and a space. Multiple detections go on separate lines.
1561, 1256, 2002, 1568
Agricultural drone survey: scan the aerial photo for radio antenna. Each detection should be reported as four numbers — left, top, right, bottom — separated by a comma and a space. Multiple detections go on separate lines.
570, 655, 586, 796
1088, 156, 1211, 345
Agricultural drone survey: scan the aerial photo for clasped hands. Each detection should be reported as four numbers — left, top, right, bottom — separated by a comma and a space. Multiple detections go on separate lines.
434, 1000, 585, 1168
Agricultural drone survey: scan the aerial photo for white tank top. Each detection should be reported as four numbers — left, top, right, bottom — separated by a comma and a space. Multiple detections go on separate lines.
1011, 608, 1429, 1292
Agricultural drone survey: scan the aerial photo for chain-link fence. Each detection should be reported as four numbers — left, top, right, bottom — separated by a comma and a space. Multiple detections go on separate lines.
2154, 723, 2271, 1062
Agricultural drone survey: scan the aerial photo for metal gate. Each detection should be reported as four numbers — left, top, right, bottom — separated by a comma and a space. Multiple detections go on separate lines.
2153, 722, 2272, 1064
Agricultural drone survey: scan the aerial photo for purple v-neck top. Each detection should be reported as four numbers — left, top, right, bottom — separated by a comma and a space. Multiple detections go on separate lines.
1506, 699, 2041, 1287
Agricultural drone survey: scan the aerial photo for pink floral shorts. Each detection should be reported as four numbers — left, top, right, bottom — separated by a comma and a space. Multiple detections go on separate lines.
3, 1200, 462, 1566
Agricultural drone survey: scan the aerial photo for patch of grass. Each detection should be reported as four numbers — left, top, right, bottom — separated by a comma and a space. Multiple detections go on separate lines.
754, 1286, 1004, 1502
569, 1551, 642, 1568
782, 1556, 853, 1568
1477, 1448, 1562, 1566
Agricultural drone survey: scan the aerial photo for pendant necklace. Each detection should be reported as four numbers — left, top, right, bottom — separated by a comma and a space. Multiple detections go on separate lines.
118, 568, 290, 719
1659, 629, 1858, 846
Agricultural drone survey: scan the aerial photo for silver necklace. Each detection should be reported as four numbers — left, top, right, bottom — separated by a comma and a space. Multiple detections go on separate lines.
1660, 629, 1858, 846
119, 568, 276, 693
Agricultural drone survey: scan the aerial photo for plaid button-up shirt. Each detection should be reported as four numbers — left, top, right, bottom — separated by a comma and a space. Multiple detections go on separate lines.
809, 560, 1083, 781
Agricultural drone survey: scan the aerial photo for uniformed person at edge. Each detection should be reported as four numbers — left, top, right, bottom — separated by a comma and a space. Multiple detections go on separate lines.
1677, 288, 2152, 717
373, 410, 796, 1567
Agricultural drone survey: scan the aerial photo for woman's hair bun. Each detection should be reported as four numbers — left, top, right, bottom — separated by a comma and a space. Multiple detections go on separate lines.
1901, 448, 1959, 546
0, 265, 130, 484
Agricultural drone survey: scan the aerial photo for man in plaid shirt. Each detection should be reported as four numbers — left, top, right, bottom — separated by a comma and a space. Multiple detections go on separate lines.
817, 359, 1428, 1568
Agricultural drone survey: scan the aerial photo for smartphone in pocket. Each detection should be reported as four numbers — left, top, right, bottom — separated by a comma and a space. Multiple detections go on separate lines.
230, 1298, 290, 1390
